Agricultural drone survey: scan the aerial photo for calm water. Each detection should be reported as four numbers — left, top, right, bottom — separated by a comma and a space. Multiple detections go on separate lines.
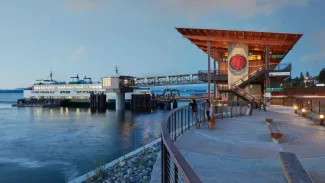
0, 93, 167, 183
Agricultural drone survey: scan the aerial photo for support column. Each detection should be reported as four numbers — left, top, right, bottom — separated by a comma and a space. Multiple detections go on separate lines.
207, 41, 211, 102
116, 92, 125, 110
213, 48, 217, 100
265, 45, 270, 105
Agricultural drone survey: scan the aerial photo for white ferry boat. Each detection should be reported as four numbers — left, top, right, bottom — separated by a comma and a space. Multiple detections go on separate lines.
23, 71, 150, 102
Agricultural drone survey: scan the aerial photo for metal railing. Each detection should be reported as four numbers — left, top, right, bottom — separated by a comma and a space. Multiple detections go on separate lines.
232, 64, 266, 87
198, 69, 228, 76
295, 99, 325, 114
161, 100, 252, 183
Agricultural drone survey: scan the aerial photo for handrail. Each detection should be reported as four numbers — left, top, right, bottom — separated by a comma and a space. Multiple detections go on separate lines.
161, 102, 205, 183
161, 100, 251, 182
232, 64, 266, 87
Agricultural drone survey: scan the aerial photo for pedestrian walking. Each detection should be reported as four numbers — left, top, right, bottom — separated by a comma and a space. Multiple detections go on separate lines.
205, 99, 211, 120
189, 99, 200, 128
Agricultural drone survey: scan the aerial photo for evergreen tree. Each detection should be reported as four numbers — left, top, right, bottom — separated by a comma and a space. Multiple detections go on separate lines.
299, 72, 305, 81
318, 69, 325, 83
306, 71, 310, 78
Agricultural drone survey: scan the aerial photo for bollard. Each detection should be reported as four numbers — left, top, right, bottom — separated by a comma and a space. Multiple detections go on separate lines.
320, 114, 324, 126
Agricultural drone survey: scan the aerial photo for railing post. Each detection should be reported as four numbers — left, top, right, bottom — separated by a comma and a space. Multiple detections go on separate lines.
283, 97, 285, 106
231, 101, 233, 118
187, 107, 190, 129
173, 113, 176, 141
181, 109, 183, 134
174, 163, 179, 183
177, 110, 180, 136
162, 140, 169, 183
168, 117, 171, 134
222, 101, 224, 119
161, 136, 164, 182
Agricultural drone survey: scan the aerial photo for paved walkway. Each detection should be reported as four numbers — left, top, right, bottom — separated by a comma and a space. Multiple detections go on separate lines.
150, 106, 325, 183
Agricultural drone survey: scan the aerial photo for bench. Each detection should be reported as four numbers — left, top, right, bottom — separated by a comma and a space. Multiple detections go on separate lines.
279, 152, 314, 183
265, 118, 273, 125
267, 123, 283, 144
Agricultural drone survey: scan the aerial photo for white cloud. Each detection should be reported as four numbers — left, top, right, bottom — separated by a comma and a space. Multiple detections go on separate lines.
156, 0, 309, 19
303, 31, 325, 62
71, 45, 87, 61
66, 0, 108, 11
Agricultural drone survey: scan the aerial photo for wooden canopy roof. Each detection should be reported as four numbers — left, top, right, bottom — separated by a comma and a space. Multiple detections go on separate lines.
176, 28, 303, 59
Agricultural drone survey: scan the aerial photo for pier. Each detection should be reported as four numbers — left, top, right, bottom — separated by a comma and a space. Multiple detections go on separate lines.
147, 27, 325, 183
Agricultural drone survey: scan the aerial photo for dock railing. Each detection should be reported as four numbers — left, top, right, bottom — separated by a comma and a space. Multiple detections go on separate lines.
295, 98, 325, 115
160, 100, 251, 182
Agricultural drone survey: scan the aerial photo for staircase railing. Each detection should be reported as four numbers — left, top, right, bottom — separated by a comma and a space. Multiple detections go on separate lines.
232, 64, 266, 87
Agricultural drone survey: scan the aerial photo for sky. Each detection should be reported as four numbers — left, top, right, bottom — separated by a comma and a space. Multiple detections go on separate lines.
1, 0, 325, 89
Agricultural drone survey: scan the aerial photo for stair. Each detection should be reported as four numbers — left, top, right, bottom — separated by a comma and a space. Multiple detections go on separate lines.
218, 65, 266, 108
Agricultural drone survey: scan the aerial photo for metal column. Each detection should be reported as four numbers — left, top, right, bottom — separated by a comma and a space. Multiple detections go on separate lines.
207, 41, 211, 102
265, 45, 270, 105
213, 48, 217, 100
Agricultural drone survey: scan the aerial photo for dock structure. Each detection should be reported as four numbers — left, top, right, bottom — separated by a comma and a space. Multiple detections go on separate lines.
101, 75, 136, 111
153, 27, 304, 183
90, 93, 106, 112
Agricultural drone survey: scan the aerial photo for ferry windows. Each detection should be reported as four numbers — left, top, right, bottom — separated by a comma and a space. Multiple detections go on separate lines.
102, 78, 111, 87
60, 91, 70, 94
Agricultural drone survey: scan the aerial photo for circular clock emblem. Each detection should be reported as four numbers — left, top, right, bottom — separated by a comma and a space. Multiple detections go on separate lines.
229, 54, 247, 75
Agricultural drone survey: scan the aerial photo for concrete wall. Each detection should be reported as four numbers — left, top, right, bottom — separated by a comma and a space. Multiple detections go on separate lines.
247, 84, 262, 99
227, 43, 249, 84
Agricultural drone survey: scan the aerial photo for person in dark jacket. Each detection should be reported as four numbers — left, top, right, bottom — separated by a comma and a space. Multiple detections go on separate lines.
173, 99, 178, 109
189, 99, 200, 128
205, 99, 211, 120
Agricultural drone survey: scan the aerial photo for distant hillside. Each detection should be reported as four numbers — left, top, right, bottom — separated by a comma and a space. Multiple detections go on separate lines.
0, 89, 24, 93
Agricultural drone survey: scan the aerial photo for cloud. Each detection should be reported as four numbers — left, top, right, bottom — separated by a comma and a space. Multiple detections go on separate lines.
71, 45, 87, 61
156, 0, 309, 19
66, 0, 108, 11
303, 31, 325, 62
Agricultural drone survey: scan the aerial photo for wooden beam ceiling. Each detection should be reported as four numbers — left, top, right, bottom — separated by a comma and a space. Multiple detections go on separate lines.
183, 35, 293, 46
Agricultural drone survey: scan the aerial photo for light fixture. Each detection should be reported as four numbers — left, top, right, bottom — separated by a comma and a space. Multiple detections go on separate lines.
320, 114, 324, 126
302, 108, 306, 116
294, 106, 297, 113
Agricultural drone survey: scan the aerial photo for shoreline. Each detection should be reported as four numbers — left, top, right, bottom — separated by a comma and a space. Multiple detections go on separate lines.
68, 138, 161, 183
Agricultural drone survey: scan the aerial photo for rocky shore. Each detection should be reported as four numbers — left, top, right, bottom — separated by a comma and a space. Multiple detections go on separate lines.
81, 142, 161, 183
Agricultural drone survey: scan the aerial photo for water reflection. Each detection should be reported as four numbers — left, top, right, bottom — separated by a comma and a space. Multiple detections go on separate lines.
0, 104, 168, 183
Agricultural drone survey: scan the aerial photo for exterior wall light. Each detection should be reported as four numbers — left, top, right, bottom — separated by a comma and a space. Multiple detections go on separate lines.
294, 106, 298, 114
320, 114, 324, 126
302, 108, 306, 116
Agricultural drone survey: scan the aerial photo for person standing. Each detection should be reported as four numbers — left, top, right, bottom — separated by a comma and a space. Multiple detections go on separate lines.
189, 99, 200, 128
205, 99, 211, 120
